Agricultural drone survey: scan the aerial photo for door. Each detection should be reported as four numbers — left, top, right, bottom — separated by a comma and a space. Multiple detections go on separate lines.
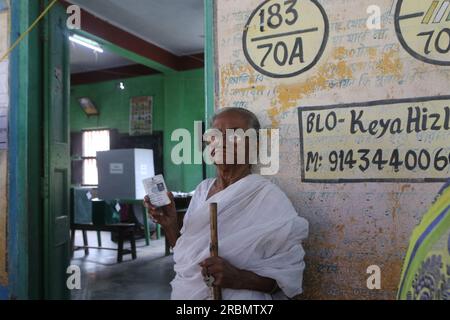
43, 1, 71, 300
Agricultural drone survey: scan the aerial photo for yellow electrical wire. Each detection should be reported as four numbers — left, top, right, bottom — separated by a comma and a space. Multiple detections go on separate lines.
0, 0, 59, 62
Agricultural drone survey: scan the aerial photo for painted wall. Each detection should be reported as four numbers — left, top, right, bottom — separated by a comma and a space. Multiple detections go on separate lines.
0, 3, 9, 298
70, 69, 205, 192
164, 70, 205, 192
214, 0, 450, 299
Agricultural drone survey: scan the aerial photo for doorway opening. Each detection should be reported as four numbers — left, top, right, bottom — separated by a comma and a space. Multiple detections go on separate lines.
66, 0, 205, 300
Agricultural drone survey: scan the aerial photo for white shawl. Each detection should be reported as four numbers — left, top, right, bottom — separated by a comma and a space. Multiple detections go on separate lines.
171, 174, 309, 300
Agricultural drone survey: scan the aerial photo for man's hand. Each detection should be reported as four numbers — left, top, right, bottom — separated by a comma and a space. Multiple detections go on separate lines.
143, 192, 177, 228
200, 257, 243, 290
200, 257, 278, 294
143, 192, 180, 247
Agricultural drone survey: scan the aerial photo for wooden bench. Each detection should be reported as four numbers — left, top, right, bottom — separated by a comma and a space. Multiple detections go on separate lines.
71, 223, 137, 263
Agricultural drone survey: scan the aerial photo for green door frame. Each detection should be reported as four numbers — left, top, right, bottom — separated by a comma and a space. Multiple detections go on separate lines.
7, 0, 216, 299
10, 0, 71, 300
42, 1, 71, 299
204, 0, 216, 124
9, 0, 44, 299
204, 0, 216, 179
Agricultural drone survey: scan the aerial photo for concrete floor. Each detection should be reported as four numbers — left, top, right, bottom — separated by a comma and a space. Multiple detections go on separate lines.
71, 230, 175, 300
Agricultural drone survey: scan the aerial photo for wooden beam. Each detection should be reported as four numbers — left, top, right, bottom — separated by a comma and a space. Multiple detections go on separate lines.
71, 64, 160, 85
61, 1, 204, 72
178, 53, 205, 71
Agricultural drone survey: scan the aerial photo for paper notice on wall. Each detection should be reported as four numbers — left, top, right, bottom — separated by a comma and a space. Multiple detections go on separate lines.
299, 96, 450, 182
130, 96, 153, 136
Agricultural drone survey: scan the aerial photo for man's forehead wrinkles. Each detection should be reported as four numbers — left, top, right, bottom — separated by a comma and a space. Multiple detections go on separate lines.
212, 128, 250, 133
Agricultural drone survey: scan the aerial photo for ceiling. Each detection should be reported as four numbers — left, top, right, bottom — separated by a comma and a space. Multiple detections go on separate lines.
70, 41, 134, 74
70, 0, 205, 56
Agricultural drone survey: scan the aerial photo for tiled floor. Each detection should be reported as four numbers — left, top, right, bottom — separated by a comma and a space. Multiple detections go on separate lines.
71, 230, 175, 300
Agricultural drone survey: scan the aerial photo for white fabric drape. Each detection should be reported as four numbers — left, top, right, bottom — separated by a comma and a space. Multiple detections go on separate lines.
171, 174, 309, 300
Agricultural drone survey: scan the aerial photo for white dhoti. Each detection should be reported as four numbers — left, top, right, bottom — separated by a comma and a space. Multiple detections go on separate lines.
171, 174, 309, 300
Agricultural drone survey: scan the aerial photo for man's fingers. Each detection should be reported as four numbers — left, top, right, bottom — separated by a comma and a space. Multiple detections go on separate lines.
148, 206, 162, 216
144, 196, 151, 205
213, 275, 223, 286
144, 201, 157, 212
148, 210, 156, 218
206, 264, 222, 275
200, 258, 221, 271
148, 209, 163, 223
144, 196, 160, 211
202, 256, 222, 267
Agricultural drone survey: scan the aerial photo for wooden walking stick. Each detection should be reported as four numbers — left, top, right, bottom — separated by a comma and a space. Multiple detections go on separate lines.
209, 203, 222, 300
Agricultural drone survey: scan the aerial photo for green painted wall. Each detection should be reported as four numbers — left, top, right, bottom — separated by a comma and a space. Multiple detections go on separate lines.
164, 69, 205, 192
70, 69, 205, 192
70, 74, 165, 133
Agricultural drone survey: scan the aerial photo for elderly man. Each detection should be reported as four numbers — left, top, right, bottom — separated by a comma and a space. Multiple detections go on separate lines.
144, 108, 308, 300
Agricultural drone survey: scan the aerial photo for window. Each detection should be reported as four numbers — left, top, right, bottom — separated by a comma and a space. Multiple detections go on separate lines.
82, 130, 110, 185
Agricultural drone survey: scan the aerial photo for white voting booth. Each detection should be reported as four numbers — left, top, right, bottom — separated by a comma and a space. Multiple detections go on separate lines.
97, 149, 156, 200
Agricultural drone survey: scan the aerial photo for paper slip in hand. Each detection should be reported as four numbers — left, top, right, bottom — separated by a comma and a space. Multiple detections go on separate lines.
142, 174, 171, 207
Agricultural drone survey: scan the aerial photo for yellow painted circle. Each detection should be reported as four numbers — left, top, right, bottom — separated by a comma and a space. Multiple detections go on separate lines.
395, 0, 450, 65
243, 0, 329, 78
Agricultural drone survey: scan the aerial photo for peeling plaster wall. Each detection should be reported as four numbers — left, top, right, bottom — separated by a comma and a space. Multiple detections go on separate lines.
215, 0, 450, 299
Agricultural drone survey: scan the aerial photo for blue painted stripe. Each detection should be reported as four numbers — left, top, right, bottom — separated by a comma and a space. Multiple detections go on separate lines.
7, 0, 21, 298
437, 180, 450, 196
398, 205, 450, 297
0, 285, 8, 300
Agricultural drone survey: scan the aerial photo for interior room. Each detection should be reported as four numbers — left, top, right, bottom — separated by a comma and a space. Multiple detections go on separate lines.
67, 0, 205, 300
2, 0, 449, 303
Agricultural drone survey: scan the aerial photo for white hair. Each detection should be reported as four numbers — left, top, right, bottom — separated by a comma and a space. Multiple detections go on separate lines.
211, 107, 261, 132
